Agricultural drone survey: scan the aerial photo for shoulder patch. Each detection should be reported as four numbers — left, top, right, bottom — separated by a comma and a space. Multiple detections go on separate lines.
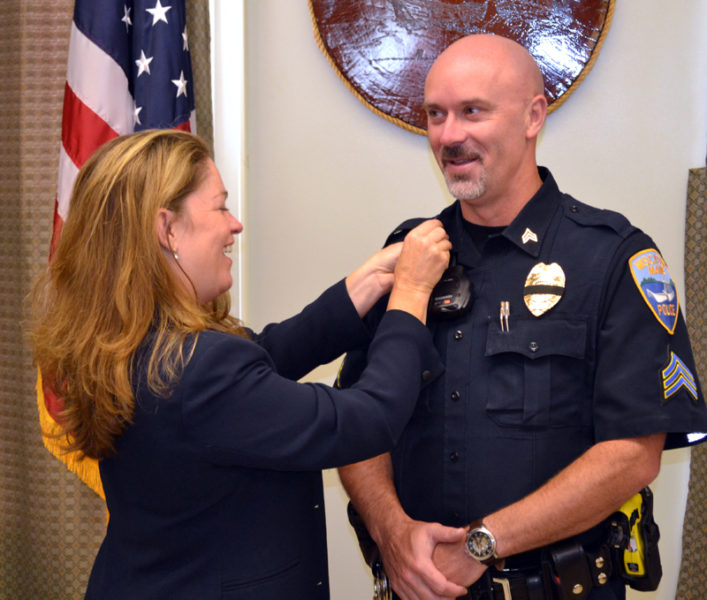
629, 249, 679, 334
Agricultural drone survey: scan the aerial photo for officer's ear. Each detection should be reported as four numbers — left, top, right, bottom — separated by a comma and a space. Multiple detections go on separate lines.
526, 94, 547, 139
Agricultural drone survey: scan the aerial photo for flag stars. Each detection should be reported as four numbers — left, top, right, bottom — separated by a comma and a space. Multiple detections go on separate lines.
121, 5, 132, 31
135, 50, 154, 77
171, 70, 188, 98
146, 0, 172, 26
182, 26, 189, 51
134, 105, 143, 126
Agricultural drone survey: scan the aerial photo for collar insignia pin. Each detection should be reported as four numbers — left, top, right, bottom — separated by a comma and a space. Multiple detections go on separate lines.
523, 262, 566, 317
521, 228, 538, 244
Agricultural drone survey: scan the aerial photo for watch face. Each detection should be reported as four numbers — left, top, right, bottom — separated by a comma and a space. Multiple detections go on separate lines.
468, 530, 494, 559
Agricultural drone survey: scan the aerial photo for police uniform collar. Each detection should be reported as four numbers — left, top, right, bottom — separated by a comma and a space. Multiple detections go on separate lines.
436, 202, 479, 268
500, 167, 559, 258
442, 167, 560, 264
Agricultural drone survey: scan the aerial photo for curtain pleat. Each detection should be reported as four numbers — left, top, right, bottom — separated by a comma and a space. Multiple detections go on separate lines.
187, 0, 214, 153
676, 166, 707, 599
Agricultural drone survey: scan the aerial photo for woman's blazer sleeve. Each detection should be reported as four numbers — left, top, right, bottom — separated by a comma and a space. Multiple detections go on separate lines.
251, 279, 371, 380
179, 310, 442, 471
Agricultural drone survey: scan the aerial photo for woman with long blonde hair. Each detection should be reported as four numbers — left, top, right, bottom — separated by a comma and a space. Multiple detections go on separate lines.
30, 129, 450, 600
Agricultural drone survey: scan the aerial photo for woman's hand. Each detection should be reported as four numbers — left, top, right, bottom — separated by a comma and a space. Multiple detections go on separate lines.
388, 220, 451, 324
346, 242, 403, 318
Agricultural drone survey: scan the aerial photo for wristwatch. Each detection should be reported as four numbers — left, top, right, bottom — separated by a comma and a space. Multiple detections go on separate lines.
464, 521, 499, 566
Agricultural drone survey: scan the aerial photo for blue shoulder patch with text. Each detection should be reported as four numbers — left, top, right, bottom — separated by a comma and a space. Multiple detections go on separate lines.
629, 249, 679, 334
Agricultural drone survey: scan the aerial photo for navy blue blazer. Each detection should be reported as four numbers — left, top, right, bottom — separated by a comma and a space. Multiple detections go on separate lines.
84, 281, 441, 600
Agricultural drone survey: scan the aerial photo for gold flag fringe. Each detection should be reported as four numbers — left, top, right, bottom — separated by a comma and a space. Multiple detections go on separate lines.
36, 369, 106, 500
308, 0, 615, 131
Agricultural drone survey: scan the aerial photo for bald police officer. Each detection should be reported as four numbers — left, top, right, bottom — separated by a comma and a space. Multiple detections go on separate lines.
337, 34, 707, 600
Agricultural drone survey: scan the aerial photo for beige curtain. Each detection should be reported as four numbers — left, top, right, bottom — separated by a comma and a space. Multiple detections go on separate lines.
0, 2, 212, 598
188, 0, 214, 154
676, 166, 707, 599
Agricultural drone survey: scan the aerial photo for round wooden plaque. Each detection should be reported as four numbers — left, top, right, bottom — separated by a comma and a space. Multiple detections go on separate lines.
310, 0, 615, 134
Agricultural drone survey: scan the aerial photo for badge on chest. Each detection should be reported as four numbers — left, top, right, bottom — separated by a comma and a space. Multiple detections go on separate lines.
523, 262, 566, 317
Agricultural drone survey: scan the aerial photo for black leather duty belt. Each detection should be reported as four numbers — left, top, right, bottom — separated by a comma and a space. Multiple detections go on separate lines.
463, 566, 555, 600
463, 539, 616, 600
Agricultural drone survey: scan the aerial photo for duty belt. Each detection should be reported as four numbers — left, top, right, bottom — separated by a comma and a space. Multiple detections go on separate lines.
463, 567, 553, 600
381, 540, 615, 600
464, 540, 616, 600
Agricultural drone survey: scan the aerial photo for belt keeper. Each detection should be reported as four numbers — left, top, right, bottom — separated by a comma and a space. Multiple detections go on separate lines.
467, 570, 497, 600
525, 572, 545, 600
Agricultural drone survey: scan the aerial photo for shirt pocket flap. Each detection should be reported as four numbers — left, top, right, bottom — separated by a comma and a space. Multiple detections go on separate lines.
485, 319, 586, 360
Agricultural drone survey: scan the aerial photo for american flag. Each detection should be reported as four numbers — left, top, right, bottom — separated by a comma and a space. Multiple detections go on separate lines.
51, 0, 196, 256
39, 0, 196, 496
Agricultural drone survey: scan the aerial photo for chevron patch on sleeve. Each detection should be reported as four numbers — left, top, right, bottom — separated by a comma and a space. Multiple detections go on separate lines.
662, 352, 698, 402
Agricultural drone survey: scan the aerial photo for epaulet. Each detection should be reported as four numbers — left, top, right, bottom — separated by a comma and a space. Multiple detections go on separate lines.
562, 197, 635, 238
383, 217, 427, 247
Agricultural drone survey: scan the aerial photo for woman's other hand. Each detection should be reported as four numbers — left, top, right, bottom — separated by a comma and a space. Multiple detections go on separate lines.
346, 242, 403, 318
388, 220, 451, 323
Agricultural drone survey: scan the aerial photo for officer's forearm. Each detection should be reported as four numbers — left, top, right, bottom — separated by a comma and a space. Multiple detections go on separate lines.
485, 433, 665, 560
339, 453, 408, 543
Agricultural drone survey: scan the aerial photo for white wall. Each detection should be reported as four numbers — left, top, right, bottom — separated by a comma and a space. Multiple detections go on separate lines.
212, 1, 707, 598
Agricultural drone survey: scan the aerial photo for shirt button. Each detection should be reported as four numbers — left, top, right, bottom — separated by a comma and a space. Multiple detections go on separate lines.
451, 390, 461, 402
529, 341, 539, 352
421, 369, 432, 382
570, 205, 579, 213
454, 330, 463, 340
450, 451, 459, 462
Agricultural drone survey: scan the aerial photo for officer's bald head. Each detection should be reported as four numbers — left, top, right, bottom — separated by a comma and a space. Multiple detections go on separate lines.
425, 34, 545, 106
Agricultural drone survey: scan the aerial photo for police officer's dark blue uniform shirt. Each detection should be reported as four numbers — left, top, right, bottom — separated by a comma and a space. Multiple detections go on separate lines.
338, 167, 707, 548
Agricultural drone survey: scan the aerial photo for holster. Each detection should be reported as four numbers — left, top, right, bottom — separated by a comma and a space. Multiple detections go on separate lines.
348, 503, 393, 600
347, 502, 381, 569
606, 487, 662, 591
